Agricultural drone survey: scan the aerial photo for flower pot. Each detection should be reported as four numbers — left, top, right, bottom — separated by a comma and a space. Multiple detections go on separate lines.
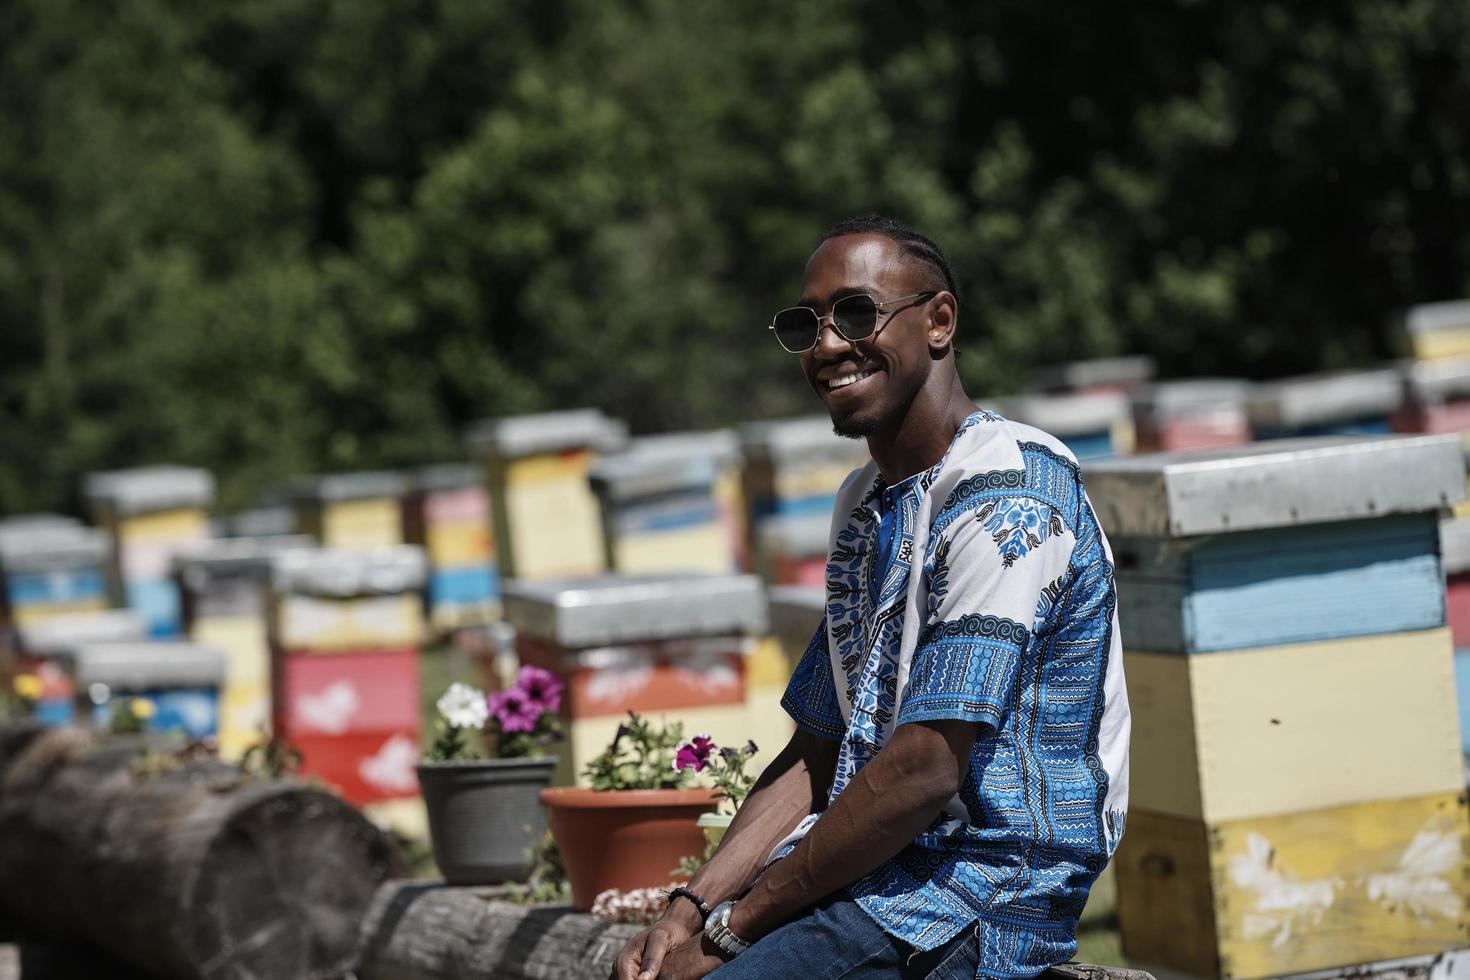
539, 786, 718, 910
416, 756, 557, 885
696, 811, 732, 849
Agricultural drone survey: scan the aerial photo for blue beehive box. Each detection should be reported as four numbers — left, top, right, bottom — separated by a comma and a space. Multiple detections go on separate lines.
58, 639, 225, 739
1089, 435, 1465, 653
0, 519, 111, 626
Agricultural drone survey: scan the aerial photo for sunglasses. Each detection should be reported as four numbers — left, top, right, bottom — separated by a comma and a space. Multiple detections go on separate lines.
768, 291, 936, 354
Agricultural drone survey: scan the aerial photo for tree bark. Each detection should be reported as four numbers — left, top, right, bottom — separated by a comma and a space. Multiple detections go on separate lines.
0, 721, 407, 980
356, 882, 1157, 980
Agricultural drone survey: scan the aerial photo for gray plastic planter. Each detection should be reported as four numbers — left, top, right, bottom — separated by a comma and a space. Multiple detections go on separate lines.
415, 756, 557, 885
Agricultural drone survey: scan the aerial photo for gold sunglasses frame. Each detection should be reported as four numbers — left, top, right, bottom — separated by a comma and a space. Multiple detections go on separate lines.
767, 291, 936, 353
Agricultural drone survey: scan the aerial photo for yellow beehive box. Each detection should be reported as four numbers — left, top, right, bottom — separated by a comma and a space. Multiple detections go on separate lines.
612, 523, 734, 576
1126, 628, 1466, 823
467, 410, 626, 581
744, 684, 793, 754
196, 619, 270, 759
12, 598, 108, 627
113, 508, 210, 546
218, 679, 270, 760
1115, 792, 1470, 979
272, 593, 426, 651
500, 451, 605, 579
268, 546, 429, 652
423, 519, 493, 567
1400, 301, 1470, 362
290, 473, 409, 550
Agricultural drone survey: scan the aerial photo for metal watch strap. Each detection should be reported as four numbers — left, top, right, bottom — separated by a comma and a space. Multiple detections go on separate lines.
704, 900, 751, 958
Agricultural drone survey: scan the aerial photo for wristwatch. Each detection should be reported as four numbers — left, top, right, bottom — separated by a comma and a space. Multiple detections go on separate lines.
704, 900, 752, 958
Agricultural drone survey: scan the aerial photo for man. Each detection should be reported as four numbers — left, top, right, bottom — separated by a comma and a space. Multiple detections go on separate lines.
612, 216, 1129, 980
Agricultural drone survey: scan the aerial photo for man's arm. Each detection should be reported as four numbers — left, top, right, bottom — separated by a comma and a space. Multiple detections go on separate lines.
728, 717, 978, 942
610, 726, 839, 980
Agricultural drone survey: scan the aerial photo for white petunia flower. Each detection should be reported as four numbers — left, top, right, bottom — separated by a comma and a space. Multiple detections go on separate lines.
436, 682, 489, 729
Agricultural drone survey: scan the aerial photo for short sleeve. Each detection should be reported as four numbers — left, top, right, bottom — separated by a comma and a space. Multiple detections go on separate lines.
897, 495, 1071, 732
779, 617, 844, 740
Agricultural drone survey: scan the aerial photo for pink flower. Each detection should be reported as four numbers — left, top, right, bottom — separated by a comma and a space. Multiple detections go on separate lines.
673, 734, 716, 773
492, 686, 542, 734
516, 665, 564, 714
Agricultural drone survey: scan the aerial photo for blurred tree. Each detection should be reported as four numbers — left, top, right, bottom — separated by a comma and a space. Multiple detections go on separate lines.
0, 0, 1467, 513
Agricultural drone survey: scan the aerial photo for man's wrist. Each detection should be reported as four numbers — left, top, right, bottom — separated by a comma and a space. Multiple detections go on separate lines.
726, 897, 764, 943
661, 897, 706, 934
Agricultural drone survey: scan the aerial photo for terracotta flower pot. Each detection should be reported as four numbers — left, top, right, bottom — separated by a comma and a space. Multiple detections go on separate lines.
539, 786, 718, 910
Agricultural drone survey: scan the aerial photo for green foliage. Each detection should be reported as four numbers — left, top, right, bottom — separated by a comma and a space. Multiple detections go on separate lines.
501, 830, 571, 906
3, 0, 1470, 513
238, 729, 304, 779
422, 719, 475, 763
582, 711, 691, 791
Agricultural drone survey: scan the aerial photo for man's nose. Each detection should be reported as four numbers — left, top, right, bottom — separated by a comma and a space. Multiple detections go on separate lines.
810, 313, 854, 359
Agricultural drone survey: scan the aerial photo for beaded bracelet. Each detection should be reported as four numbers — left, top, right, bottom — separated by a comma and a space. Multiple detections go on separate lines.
667, 886, 713, 924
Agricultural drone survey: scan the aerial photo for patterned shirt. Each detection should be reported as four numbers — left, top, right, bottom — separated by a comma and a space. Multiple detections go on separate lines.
777, 411, 1130, 980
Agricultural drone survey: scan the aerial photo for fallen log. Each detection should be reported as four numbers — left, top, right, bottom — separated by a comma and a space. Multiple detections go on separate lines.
0, 721, 407, 979
356, 882, 1157, 980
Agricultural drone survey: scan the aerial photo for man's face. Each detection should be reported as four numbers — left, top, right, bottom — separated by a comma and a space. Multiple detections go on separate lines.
796, 234, 935, 438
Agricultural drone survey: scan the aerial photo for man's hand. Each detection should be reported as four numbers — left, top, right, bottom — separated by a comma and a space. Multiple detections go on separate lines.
654, 933, 731, 980
609, 919, 693, 980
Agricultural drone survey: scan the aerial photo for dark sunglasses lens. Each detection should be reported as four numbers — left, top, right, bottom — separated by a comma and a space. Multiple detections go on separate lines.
773, 308, 818, 352
832, 294, 879, 340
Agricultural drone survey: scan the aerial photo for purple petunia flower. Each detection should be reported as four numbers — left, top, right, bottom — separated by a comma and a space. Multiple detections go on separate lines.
673, 733, 716, 773
493, 685, 542, 734
516, 665, 563, 714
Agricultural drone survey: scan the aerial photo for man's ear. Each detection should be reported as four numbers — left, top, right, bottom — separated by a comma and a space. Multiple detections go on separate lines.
926, 292, 958, 353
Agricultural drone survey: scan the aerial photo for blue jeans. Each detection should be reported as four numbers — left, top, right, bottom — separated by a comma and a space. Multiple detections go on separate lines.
707, 891, 980, 980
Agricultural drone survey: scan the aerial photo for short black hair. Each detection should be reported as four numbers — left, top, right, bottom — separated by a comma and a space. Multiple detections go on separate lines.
819, 214, 959, 304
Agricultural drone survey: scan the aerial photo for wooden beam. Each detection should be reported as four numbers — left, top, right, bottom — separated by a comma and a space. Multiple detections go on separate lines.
357, 881, 1157, 980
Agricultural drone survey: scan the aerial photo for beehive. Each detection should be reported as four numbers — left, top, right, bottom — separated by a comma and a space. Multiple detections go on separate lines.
466, 409, 626, 581
1130, 379, 1252, 453
501, 573, 767, 786
1089, 435, 1470, 978
738, 416, 869, 574
1029, 354, 1156, 395
84, 466, 214, 637
269, 546, 427, 805
1246, 368, 1402, 440
756, 514, 829, 586
57, 639, 225, 739
1397, 300, 1470, 362
175, 535, 310, 759
748, 585, 824, 749
290, 471, 409, 549
0, 519, 110, 634
402, 464, 499, 632
1397, 357, 1470, 518
992, 390, 1133, 460
590, 430, 743, 576
1439, 515, 1470, 766
13, 609, 147, 726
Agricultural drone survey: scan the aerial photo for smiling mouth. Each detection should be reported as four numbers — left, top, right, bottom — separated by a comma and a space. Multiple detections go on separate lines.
827, 369, 878, 391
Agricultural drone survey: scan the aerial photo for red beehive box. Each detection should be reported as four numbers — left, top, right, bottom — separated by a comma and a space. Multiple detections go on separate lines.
267, 547, 427, 805
289, 729, 422, 804
275, 648, 420, 736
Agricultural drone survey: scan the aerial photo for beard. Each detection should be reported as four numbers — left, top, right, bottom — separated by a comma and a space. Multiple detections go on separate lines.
830, 400, 900, 439
832, 415, 882, 439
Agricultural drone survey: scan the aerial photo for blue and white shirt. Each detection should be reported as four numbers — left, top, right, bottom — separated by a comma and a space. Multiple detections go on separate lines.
776, 411, 1130, 979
